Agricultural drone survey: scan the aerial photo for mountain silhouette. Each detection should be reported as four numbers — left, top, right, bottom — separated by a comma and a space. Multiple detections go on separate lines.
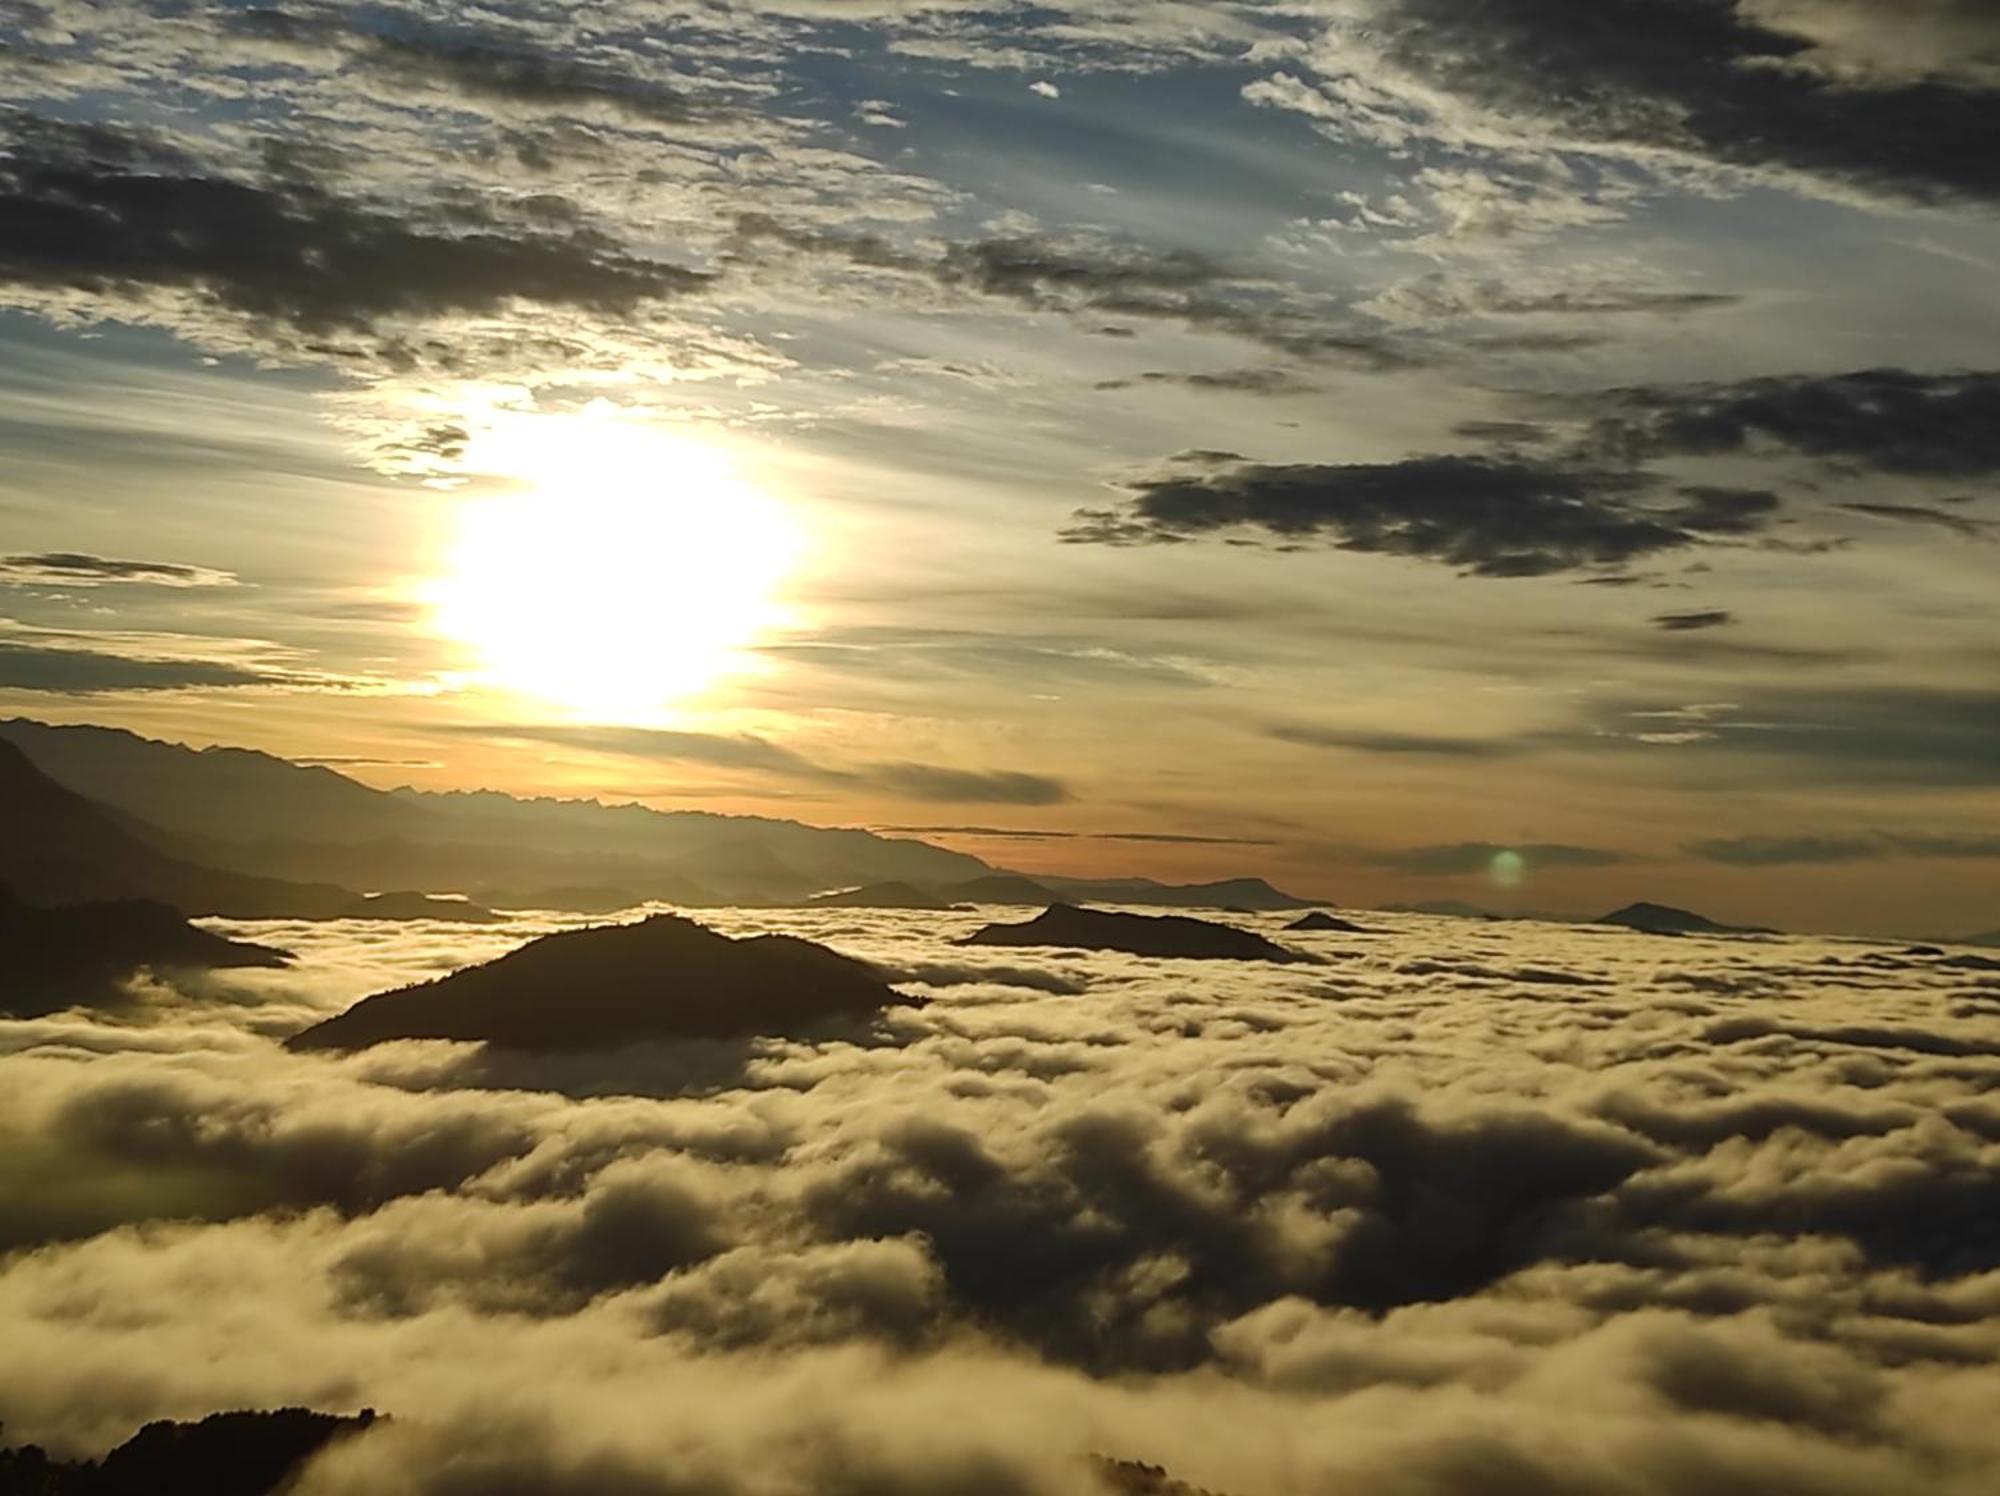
1286, 910, 1376, 933
935, 874, 1059, 904
961, 904, 1315, 962
1596, 901, 1774, 936
0, 719, 988, 907
0, 740, 487, 921
287, 914, 912, 1052
0, 1408, 376, 1496
1033, 875, 1314, 911
0, 884, 290, 1016
807, 881, 954, 909
0, 720, 1336, 915
484, 882, 689, 914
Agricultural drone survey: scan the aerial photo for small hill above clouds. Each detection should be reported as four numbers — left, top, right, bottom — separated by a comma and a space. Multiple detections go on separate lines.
806, 881, 954, 909
0, 740, 484, 921
1597, 901, 1776, 936
1286, 910, 1377, 933
0, 1408, 376, 1496
287, 914, 913, 1052
1035, 875, 1315, 911
938, 873, 1059, 904
961, 904, 1317, 963
0, 884, 290, 1017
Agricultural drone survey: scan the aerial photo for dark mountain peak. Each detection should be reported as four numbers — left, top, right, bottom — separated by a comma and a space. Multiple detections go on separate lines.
287, 914, 914, 1052
1597, 901, 1774, 936
1286, 910, 1376, 933
961, 904, 1316, 963
0, 883, 291, 1017
1033, 874, 1316, 911
940, 873, 1059, 904
807, 881, 952, 909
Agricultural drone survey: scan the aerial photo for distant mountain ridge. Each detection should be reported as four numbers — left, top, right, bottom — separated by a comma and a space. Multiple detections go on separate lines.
0, 740, 484, 922
1034, 875, 1312, 911
0, 718, 988, 906
0, 719, 1326, 913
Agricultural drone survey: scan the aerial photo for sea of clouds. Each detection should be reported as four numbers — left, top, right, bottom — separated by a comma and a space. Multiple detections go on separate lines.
2, 905, 1998, 1494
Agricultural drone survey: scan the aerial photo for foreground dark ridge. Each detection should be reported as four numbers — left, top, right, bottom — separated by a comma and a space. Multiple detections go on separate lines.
0, 884, 290, 1017
962, 904, 1316, 963
0, 1408, 376, 1496
287, 914, 913, 1052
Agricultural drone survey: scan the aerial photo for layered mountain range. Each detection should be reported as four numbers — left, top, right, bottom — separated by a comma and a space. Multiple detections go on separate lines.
0, 719, 1315, 914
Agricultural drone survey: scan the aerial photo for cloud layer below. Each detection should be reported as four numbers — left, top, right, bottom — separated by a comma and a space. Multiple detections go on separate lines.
2, 904, 1997, 1493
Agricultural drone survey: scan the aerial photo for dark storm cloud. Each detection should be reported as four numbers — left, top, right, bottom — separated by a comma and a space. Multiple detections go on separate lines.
1592, 369, 2000, 477
0, 642, 290, 694
291, 756, 443, 769
1369, 270, 1742, 322
760, 625, 1213, 691
1358, 841, 1631, 875
1094, 369, 1320, 396
872, 824, 1264, 848
1687, 830, 2000, 865
0, 114, 706, 341
733, 216, 1413, 368
0, 553, 237, 588
1839, 502, 1994, 537
1060, 453, 1770, 577
877, 824, 1273, 846
225, 6, 720, 126
1328, 0, 2000, 202
1066, 365, 2000, 577
452, 724, 1069, 805
1651, 610, 1735, 631
1268, 725, 1519, 758
935, 236, 1223, 302
862, 764, 1070, 807
1594, 687, 2000, 785
1452, 420, 1557, 445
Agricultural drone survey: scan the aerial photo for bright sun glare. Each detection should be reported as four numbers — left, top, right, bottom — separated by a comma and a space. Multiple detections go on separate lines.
428, 409, 803, 722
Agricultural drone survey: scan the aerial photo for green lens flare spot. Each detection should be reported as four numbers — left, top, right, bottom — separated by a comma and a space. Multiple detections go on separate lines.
1490, 849, 1526, 888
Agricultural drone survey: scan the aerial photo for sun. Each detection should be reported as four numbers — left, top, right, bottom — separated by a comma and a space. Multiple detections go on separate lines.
427, 409, 803, 722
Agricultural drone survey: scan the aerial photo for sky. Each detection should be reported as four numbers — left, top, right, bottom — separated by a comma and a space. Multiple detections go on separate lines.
1, 0, 1997, 935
